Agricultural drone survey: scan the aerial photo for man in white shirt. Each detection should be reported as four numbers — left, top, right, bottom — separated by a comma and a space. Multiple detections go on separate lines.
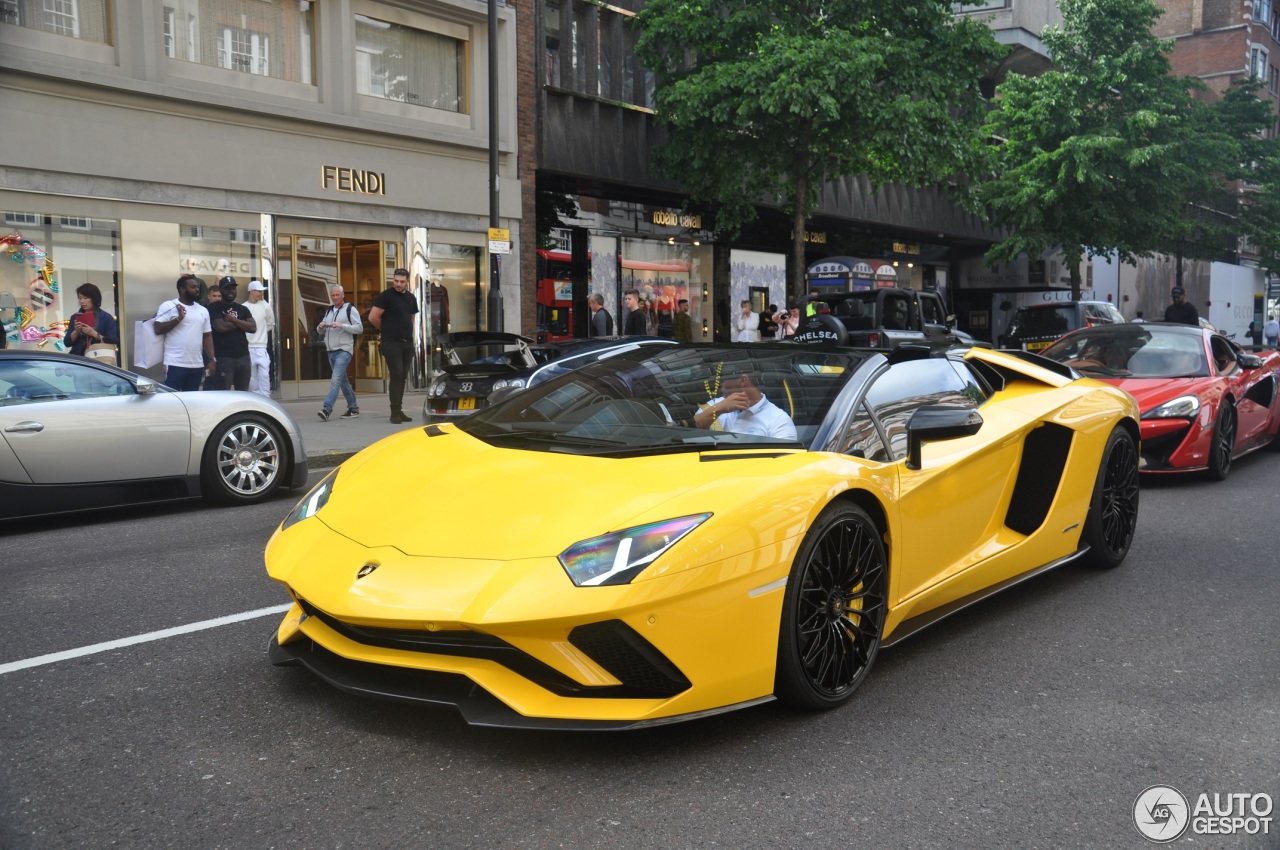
694, 363, 797, 439
1264, 315, 1279, 347
153, 275, 214, 391
734, 300, 760, 342
243, 279, 275, 398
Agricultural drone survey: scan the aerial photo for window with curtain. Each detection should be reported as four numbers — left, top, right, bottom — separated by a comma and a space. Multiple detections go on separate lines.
355, 14, 467, 113
162, 0, 314, 84
1, 0, 108, 42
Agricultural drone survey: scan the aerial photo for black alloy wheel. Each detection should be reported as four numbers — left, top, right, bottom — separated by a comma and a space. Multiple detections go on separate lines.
201, 414, 287, 505
1081, 426, 1140, 569
1206, 403, 1236, 481
775, 502, 888, 710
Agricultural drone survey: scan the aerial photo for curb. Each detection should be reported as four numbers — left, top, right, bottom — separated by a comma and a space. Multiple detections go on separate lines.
306, 450, 359, 469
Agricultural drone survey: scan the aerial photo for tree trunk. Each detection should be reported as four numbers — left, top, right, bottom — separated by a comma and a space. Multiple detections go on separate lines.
791, 171, 809, 305
1066, 245, 1083, 301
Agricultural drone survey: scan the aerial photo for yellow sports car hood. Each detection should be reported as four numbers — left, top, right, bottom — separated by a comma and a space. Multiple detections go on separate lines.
315, 426, 794, 560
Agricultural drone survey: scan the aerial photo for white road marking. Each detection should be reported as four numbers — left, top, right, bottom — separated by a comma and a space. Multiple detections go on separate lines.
0, 604, 292, 675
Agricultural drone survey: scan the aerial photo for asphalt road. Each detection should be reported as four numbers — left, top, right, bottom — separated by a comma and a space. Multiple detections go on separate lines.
2, 457, 1278, 850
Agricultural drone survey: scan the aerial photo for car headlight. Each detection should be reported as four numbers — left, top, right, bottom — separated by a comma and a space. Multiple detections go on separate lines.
1142, 395, 1200, 420
558, 514, 711, 587
281, 468, 339, 530
493, 377, 526, 391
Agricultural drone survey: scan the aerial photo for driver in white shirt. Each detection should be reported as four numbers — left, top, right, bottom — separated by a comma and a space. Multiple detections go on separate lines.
694, 363, 797, 439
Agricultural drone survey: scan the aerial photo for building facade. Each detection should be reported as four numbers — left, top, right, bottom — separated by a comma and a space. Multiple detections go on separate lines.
1, 0, 520, 398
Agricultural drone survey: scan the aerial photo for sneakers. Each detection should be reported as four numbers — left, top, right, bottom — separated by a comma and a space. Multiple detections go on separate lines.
341, 409, 360, 418
317, 409, 330, 421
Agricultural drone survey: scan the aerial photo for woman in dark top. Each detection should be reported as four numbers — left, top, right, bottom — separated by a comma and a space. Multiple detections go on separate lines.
64, 282, 120, 356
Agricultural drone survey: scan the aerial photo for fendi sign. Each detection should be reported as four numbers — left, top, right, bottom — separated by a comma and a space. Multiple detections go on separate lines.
322, 165, 387, 195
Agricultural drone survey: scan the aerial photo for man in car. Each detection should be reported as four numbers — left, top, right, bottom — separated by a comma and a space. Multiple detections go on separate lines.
1163, 286, 1199, 326
694, 363, 796, 439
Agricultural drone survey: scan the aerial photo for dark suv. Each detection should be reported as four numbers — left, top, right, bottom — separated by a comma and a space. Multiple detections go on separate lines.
999, 300, 1125, 352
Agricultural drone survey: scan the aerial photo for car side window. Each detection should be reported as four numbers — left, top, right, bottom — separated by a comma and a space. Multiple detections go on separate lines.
0, 359, 134, 405
839, 400, 890, 462
863, 360, 987, 462
1210, 336, 1237, 374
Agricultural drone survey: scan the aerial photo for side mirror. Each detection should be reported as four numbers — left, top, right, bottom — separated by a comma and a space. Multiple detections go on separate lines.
945, 313, 957, 330
135, 376, 157, 395
905, 405, 983, 470
1239, 354, 1265, 370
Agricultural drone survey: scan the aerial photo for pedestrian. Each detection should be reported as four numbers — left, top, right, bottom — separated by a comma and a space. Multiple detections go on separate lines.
243, 279, 274, 397
316, 284, 362, 421
588, 293, 613, 337
63, 282, 119, 358
200, 286, 223, 389
368, 268, 419, 423
153, 274, 215, 391
734, 300, 760, 342
1131, 311, 1145, 323
673, 298, 693, 343
759, 304, 779, 340
1163, 286, 1199, 326
208, 276, 256, 391
622, 288, 647, 335
782, 303, 799, 338
1265, 315, 1280, 347
805, 289, 821, 317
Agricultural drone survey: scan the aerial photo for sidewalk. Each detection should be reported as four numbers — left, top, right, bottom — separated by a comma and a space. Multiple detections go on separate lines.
278, 391, 428, 470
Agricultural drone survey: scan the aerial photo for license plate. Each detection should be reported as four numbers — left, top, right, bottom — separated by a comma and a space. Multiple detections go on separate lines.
457, 397, 476, 410
1026, 340, 1052, 351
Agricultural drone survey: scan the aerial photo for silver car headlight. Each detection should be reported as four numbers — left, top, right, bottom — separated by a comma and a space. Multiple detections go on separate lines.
281, 468, 339, 530
493, 377, 526, 391
558, 514, 711, 587
1142, 395, 1200, 420
429, 380, 447, 397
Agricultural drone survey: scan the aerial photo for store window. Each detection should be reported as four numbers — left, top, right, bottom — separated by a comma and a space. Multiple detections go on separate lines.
355, 13, 467, 113
162, 0, 314, 84
620, 238, 710, 341
1, 0, 109, 42
1, 211, 120, 351
177, 225, 260, 307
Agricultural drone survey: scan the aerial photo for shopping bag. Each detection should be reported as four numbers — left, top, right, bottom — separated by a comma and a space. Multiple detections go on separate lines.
133, 319, 163, 369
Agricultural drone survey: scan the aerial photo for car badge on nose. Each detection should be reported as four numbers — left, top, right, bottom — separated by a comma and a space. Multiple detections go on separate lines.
356, 562, 379, 580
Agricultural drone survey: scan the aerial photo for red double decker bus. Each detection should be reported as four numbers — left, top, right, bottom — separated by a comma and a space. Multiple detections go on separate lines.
536, 248, 575, 342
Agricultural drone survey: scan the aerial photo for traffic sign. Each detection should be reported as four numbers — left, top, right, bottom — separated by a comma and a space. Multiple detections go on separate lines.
488, 240, 511, 254
487, 227, 510, 242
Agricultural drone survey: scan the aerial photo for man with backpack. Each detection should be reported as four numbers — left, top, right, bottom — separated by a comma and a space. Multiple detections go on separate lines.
316, 283, 362, 421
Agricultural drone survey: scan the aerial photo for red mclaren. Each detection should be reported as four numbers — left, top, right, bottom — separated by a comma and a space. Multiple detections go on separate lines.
1041, 322, 1280, 479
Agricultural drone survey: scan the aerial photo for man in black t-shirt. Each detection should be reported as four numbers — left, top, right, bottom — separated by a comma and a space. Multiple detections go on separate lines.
208, 277, 257, 390
368, 268, 420, 423
1163, 286, 1199, 327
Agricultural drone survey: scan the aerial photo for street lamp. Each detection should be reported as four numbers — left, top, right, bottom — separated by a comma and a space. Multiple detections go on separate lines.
486, 0, 503, 332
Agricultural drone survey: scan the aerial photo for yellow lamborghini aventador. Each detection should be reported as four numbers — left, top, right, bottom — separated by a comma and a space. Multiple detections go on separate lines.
265, 343, 1140, 729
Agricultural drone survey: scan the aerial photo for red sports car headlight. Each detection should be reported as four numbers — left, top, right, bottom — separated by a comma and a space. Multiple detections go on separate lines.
1141, 395, 1200, 420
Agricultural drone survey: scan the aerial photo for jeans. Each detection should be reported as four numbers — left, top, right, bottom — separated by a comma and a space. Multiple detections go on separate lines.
1267, 336, 1279, 347
381, 338, 416, 414
323, 349, 358, 414
214, 355, 251, 391
165, 365, 205, 391
248, 347, 271, 398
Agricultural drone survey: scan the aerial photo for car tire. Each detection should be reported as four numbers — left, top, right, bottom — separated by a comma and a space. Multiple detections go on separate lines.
201, 414, 288, 505
1081, 426, 1140, 569
775, 501, 887, 710
1205, 402, 1236, 481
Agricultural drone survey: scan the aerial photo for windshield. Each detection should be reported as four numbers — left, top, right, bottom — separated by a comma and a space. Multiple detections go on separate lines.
459, 346, 869, 456
1007, 306, 1076, 337
1041, 327, 1208, 378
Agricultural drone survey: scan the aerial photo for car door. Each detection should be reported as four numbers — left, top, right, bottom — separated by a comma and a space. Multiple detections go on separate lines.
917, 293, 950, 343
852, 358, 1029, 604
1214, 336, 1272, 445
0, 358, 192, 484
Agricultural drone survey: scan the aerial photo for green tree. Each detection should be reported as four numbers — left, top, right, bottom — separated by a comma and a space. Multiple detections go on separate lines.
1241, 152, 1280, 274
980, 0, 1206, 299
633, 0, 1003, 301
1168, 81, 1279, 283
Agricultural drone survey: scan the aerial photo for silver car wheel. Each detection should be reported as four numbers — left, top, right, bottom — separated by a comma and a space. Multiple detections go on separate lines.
204, 417, 282, 504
